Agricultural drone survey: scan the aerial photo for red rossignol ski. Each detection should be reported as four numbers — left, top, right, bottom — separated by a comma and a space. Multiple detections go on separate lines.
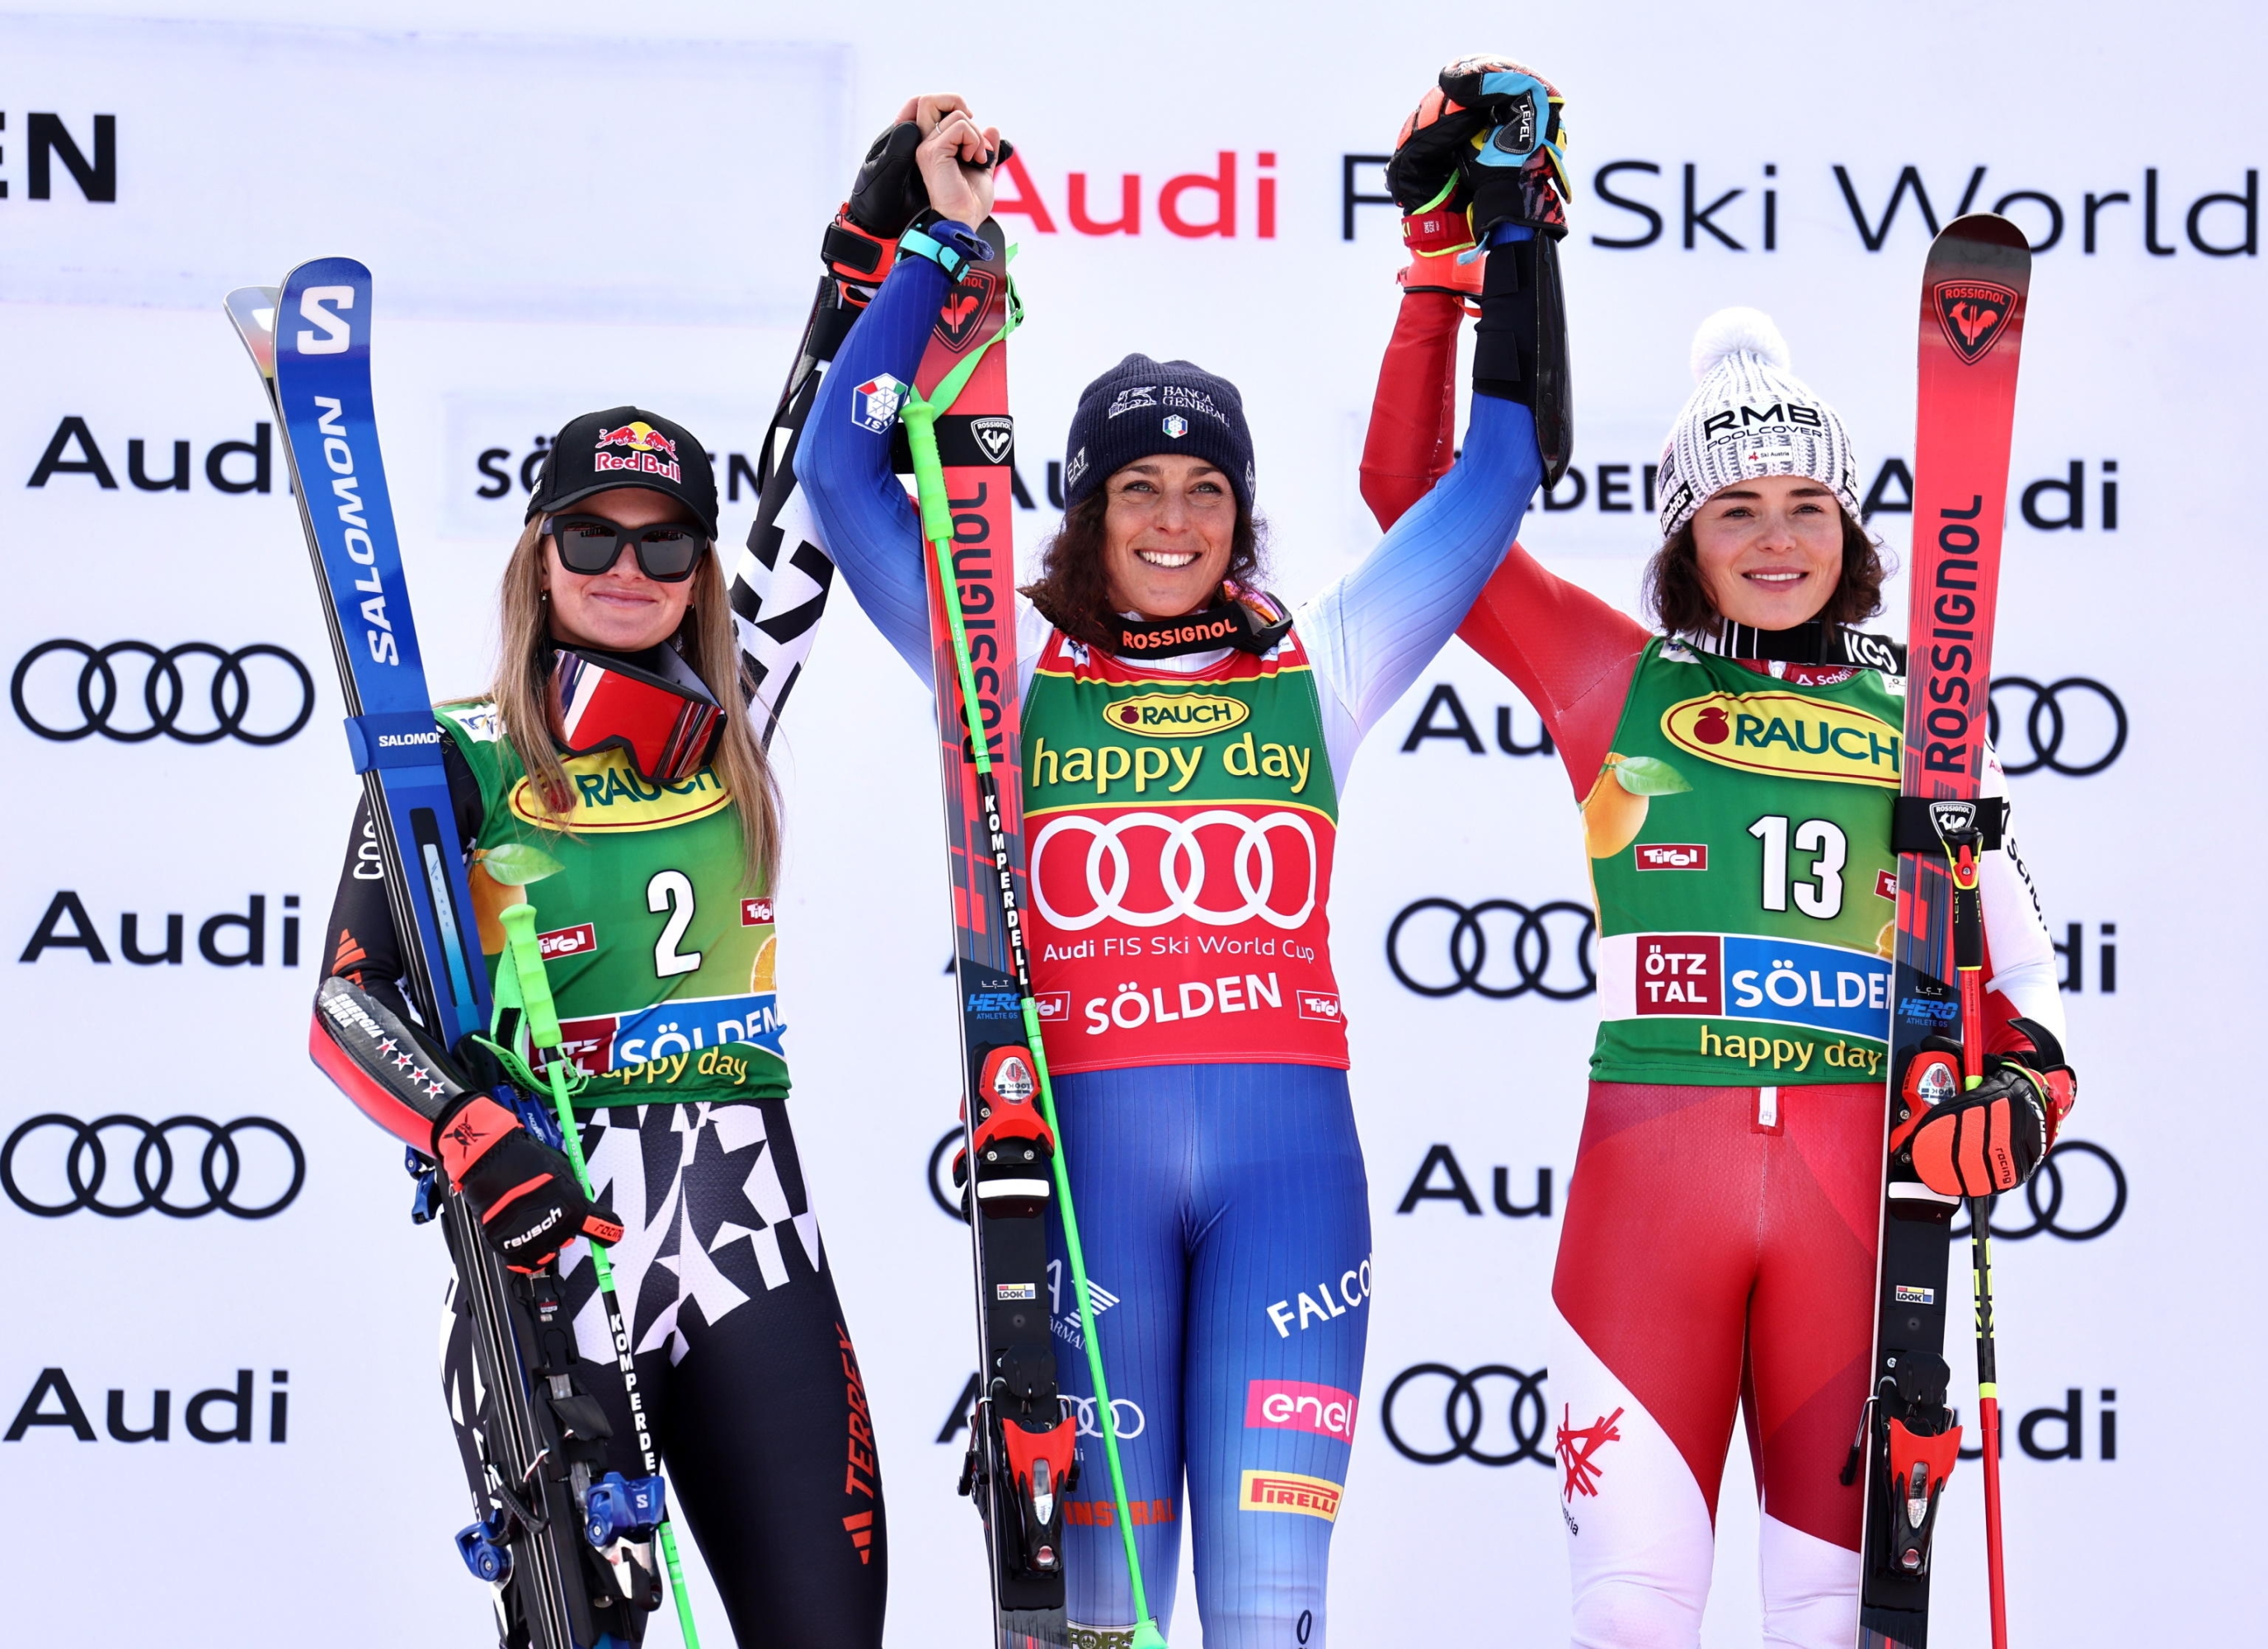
901, 221, 1080, 1649
1854, 214, 2032, 1649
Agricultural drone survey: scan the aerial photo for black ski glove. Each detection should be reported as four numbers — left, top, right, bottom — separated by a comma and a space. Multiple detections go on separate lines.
826, 115, 1015, 287
1386, 56, 1569, 249
434, 1095, 623, 1274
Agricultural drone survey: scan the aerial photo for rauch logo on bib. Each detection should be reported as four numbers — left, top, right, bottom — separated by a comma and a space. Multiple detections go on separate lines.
1659, 692, 1901, 788
1104, 693, 1249, 737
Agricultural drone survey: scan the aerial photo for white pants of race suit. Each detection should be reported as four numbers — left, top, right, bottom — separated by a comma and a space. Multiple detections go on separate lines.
1553, 1308, 1860, 1649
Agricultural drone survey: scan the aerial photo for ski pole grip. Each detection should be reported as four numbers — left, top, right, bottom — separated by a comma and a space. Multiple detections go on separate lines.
496, 904, 565, 1051
901, 397, 953, 548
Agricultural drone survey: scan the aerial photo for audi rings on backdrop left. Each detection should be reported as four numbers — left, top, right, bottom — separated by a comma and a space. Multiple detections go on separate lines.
1386, 898, 1597, 1000
10, 639, 316, 745
2, 1113, 306, 1219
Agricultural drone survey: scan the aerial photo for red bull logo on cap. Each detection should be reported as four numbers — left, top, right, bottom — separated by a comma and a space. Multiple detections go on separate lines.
593, 420, 683, 482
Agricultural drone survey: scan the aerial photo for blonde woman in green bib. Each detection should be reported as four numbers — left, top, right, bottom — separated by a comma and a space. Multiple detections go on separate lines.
313, 407, 888, 1647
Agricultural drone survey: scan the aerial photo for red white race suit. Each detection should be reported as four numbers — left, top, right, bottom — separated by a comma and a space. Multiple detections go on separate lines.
1363, 289, 2068, 1649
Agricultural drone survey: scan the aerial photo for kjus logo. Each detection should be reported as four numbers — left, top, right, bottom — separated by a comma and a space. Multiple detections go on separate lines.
1935, 279, 2020, 364
6, 1367, 291, 1445
1381, 1363, 1552, 1468
13, 641, 313, 746
1385, 898, 1596, 1001
3, 1113, 304, 1219
1660, 691, 1902, 787
1103, 692, 1249, 737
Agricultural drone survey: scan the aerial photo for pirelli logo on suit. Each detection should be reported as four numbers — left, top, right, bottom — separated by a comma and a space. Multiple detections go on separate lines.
1238, 1468, 1343, 1521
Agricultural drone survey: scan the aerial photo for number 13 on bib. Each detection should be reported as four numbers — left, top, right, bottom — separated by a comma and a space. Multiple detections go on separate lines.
1854, 214, 2032, 1649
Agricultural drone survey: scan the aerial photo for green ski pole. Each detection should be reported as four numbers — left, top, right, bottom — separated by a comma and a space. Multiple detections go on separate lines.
902, 293, 1169, 1649
496, 902, 703, 1649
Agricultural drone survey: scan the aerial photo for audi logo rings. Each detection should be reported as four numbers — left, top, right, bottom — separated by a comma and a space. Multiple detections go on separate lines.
1381, 1363, 1552, 1467
1061, 1395, 1146, 1440
1952, 1139, 2126, 1242
1386, 898, 1597, 1000
11, 640, 315, 745
2, 1114, 306, 1219
1988, 675, 2126, 778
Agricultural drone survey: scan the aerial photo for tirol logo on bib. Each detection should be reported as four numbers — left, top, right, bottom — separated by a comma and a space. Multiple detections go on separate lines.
1020, 625, 1345, 1075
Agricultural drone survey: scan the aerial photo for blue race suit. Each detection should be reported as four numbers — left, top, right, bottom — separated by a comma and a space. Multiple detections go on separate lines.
801, 223, 1541, 1647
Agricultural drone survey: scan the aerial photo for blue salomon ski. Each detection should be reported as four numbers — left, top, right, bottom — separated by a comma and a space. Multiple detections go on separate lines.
228, 261, 662, 1649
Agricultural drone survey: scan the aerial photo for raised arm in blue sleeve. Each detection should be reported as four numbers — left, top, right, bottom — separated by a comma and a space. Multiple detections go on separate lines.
798, 245, 956, 680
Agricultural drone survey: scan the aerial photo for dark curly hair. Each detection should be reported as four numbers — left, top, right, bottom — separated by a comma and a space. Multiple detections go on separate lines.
1643, 507, 1887, 639
1020, 491, 1268, 651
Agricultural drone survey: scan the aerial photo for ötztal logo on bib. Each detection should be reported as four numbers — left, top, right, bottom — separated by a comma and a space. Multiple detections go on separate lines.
1659, 691, 1901, 787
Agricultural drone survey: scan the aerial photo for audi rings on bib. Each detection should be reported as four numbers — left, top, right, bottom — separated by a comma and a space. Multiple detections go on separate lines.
1950, 1139, 2125, 1242
2, 1114, 306, 1219
11, 640, 316, 745
1381, 1363, 1552, 1467
1386, 898, 1597, 1000
1988, 675, 2126, 777
1060, 1394, 1146, 1440
1030, 810, 1319, 931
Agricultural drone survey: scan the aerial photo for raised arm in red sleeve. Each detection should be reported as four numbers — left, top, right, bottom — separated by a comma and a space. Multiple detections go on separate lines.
1360, 286, 1652, 798
1359, 288, 1464, 530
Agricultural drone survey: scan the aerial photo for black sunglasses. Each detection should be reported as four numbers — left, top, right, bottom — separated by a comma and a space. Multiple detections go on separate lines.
545, 514, 706, 582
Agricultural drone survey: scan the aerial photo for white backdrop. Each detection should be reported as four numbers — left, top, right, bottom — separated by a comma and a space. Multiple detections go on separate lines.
2, 5, 2260, 1646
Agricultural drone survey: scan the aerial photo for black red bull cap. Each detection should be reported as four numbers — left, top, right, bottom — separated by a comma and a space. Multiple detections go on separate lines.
526, 406, 718, 539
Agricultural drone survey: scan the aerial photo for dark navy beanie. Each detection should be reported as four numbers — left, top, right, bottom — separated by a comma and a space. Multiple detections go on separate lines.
1061, 354, 1255, 513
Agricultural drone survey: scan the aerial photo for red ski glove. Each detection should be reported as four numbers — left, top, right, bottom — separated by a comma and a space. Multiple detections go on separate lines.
434, 1095, 624, 1274
1893, 1019, 2076, 1199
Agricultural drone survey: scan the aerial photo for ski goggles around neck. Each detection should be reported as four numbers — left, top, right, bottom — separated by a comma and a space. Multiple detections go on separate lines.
544, 514, 707, 582
548, 646, 723, 785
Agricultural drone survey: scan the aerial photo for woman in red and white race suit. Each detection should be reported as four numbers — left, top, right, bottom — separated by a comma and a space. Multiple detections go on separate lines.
1364, 213, 2079, 1642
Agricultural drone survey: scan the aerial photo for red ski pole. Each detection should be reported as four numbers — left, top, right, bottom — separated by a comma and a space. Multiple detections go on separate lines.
1950, 834, 2010, 1649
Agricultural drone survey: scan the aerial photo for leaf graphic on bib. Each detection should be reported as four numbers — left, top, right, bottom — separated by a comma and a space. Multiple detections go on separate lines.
480, 842, 565, 886
1583, 754, 1691, 860
1607, 757, 1691, 796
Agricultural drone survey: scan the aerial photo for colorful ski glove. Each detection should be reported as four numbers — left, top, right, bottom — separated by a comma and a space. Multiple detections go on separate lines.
434, 1094, 624, 1274
1386, 54, 1570, 292
1894, 1020, 2077, 1199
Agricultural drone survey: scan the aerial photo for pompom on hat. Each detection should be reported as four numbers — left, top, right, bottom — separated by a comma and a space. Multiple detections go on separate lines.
1651, 307, 1861, 543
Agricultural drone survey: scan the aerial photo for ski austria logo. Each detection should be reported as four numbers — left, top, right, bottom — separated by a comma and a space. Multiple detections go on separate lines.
1104, 692, 1249, 736
971, 415, 1014, 463
592, 420, 682, 483
1659, 691, 1902, 787
1934, 280, 2020, 364
851, 374, 907, 434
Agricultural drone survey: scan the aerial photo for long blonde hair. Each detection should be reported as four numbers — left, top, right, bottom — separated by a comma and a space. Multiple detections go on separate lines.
490, 517, 781, 891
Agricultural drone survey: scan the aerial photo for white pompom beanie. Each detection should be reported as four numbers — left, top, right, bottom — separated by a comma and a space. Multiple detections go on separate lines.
1653, 307, 1861, 543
